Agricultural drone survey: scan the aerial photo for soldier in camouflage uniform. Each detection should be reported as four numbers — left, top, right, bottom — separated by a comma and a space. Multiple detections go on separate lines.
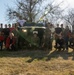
30, 32, 40, 49
42, 23, 52, 50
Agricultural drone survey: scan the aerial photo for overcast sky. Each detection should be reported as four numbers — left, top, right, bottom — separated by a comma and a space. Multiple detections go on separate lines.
0, 0, 74, 25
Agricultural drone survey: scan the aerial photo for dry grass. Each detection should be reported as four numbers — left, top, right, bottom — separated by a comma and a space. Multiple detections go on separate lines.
0, 46, 74, 75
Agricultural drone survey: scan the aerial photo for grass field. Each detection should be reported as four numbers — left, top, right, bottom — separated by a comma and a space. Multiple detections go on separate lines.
0, 47, 74, 75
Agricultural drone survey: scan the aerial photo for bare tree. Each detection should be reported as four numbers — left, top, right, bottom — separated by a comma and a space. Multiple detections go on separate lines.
65, 10, 74, 25
37, 0, 64, 24
6, 0, 43, 22
62, 8, 74, 32
6, 0, 63, 23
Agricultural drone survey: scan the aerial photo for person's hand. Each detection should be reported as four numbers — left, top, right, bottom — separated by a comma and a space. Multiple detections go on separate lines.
10, 44, 12, 47
9, 44, 12, 49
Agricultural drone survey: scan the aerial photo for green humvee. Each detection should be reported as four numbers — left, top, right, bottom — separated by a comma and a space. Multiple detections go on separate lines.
17, 22, 46, 49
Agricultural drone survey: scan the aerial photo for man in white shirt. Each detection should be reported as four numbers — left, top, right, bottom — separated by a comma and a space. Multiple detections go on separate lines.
17, 17, 26, 27
50, 24, 55, 34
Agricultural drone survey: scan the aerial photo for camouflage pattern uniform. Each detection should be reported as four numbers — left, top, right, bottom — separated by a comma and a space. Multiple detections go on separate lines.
43, 26, 52, 50
30, 33, 40, 49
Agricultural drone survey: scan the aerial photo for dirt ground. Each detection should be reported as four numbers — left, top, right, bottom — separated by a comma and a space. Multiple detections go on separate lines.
0, 46, 74, 75
0, 40, 73, 75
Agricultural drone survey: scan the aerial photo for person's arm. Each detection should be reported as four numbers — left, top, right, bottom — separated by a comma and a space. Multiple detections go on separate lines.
17, 22, 21, 27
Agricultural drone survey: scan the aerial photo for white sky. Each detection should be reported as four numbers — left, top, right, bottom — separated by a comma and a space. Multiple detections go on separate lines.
57, 0, 74, 9
51, 0, 74, 25
66, 0, 74, 8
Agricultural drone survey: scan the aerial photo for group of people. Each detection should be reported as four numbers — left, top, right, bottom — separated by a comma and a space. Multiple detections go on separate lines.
55, 24, 71, 51
0, 22, 74, 51
0, 23, 17, 51
43, 23, 74, 51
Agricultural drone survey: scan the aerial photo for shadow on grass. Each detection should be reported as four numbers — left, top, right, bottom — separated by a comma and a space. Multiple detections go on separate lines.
46, 49, 74, 61
0, 48, 74, 62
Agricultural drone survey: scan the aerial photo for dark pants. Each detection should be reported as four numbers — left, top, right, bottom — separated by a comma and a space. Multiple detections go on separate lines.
11, 44, 15, 50
55, 38, 65, 50
4, 35, 8, 46
39, 36, 43, 46
55, 38, 59, 47
0, 41, 3, 50
64, 37, 69, 50
7, 44, 15, 51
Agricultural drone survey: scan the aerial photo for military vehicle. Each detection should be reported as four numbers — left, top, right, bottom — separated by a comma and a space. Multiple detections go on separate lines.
17, 22, 46, 49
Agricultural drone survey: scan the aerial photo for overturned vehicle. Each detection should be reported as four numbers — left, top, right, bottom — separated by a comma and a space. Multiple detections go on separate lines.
17, 22, 46, 49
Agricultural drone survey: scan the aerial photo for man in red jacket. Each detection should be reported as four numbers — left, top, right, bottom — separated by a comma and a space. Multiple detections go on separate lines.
6, 32, 16, 50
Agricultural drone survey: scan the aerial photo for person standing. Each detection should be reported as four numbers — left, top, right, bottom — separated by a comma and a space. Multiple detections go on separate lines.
63, 26, 71, 51
17, 16, 26, 27
44, 23, 52, 50
0, 31, 4, 50
48, 23, 55, 50
0, 23, 3, 31
2, 24, 10, 46
55, 24, 62, 48
60, 24, 65, 37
